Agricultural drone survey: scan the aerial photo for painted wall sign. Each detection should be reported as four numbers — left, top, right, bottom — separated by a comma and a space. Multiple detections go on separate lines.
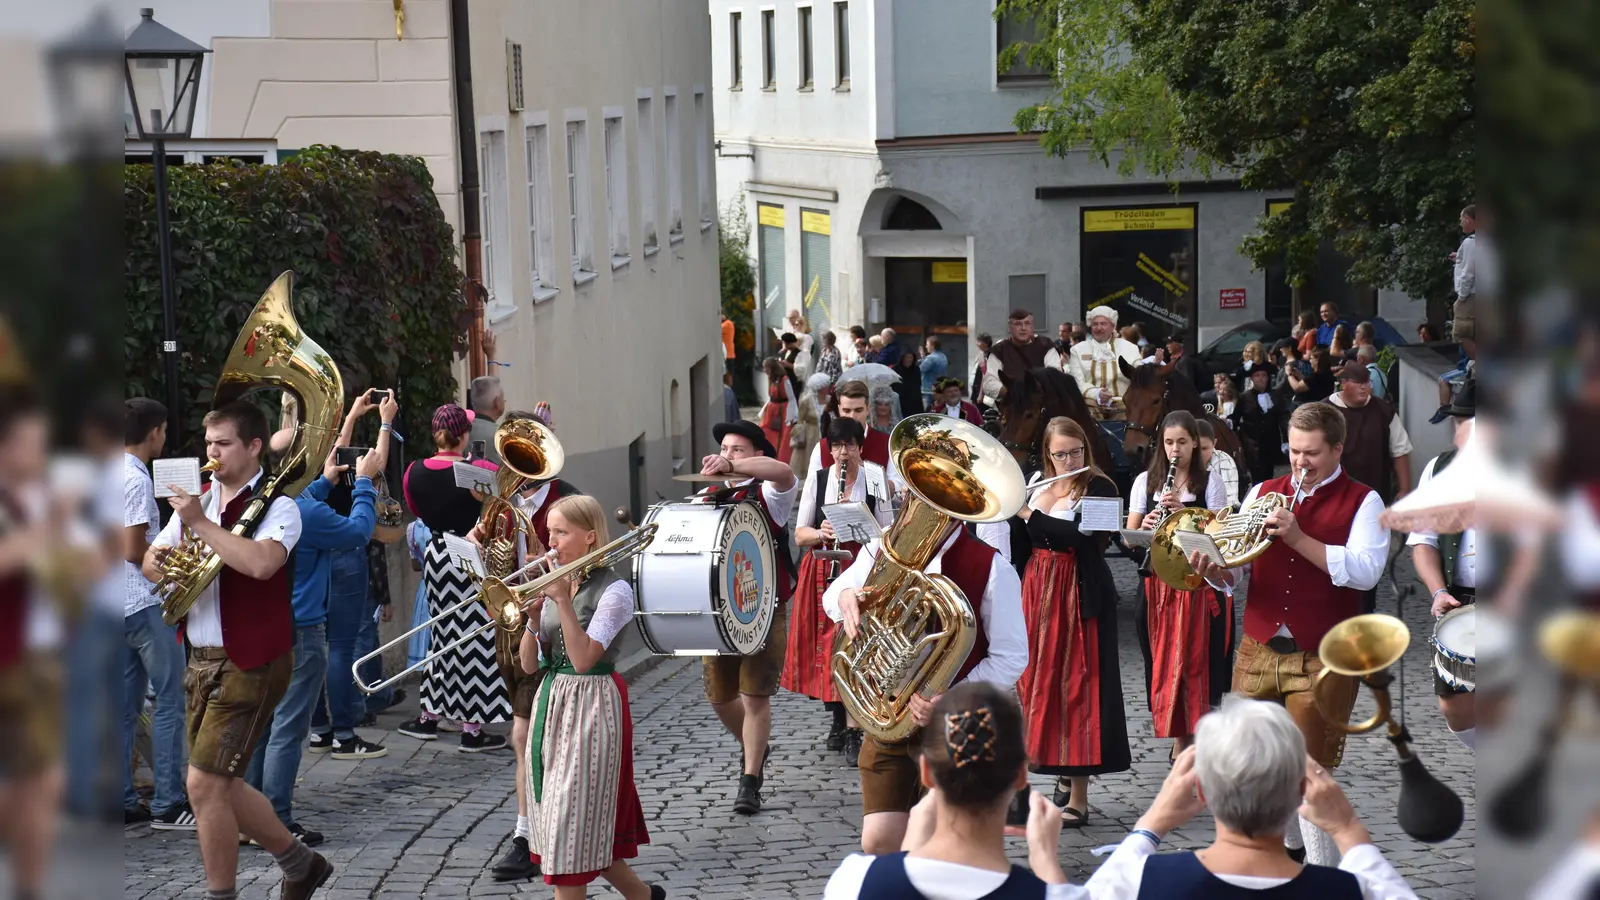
758, 204, 785, 228
1220, 287, 1247, 309
931, 261, 967, 283
801, 210, 831, 235
1083, 207, 1195, 232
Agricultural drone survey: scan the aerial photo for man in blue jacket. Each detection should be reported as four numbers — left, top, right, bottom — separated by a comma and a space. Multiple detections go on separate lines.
245, 398, 389, 847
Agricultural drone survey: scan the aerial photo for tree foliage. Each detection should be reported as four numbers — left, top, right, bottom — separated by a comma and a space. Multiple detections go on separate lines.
998, 0, 1475, 300
719, 196, 760, 404
125, 146, 465, 455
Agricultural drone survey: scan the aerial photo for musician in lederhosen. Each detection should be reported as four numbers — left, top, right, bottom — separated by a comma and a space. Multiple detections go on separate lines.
1064, 306, 1141, 420
781, 417, 894, 767
1125, 410, 1230, 759
1189, 402, 1390, 867
475, 410, 584, 882
1408, 380, 1477, 749
697, 420, 800, 817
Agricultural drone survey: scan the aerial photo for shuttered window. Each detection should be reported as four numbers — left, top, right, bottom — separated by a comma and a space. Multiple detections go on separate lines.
800, 208, 832, 336
758, 203, 786, 353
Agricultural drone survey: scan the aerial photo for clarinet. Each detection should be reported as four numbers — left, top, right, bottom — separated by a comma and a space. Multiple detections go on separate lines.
1135, 456, 1179, 578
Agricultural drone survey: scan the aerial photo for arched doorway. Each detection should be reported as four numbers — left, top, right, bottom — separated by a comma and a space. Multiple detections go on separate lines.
860, 191, 971, 399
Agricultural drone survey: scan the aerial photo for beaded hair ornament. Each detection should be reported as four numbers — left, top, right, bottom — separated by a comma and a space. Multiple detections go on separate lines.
943, 706, 998, 768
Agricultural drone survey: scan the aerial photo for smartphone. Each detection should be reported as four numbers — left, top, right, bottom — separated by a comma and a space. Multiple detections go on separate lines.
367, 389, 391, 403
470, 439, 487, 460
336, 446, 372, 484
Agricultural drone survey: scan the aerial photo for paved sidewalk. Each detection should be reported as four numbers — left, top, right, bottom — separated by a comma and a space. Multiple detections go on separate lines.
122, 548, 1476, 899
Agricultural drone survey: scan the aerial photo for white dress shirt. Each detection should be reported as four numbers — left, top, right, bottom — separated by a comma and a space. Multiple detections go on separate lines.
729, 475, 799, 530
152, 468, 303, 647
795, 461, 894, 532
1327, 393, 1414, 457
1208, 451, 1242, 507
125, 453, 163, 617
1063, 337, 1142, 405
1128, 469, 1229, 516
1085, 834, 1420, 900
1404, 455, 1476, 588
821, 528, 1029, 689
807, 441, 906, 494
1453, 233, 1475, 298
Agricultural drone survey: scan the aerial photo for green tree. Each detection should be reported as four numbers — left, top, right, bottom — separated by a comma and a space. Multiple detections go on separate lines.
719, 196, 760, 404
998, 0, 1475, 301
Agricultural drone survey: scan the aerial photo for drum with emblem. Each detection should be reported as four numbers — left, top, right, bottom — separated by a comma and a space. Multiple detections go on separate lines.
633, 499, 777, 655
1432, 605, 1477, 692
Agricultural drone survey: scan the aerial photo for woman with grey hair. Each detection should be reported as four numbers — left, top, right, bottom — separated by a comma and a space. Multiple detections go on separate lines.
1084, 697, 1420, 898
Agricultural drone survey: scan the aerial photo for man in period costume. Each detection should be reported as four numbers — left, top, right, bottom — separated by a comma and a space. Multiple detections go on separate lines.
930, 377, 983, 425
980, 309, 1061, 408
1065, 305, 1142, 419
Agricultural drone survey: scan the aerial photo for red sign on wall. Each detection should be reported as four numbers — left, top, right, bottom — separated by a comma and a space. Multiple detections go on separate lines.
1219, 288, 1247, 309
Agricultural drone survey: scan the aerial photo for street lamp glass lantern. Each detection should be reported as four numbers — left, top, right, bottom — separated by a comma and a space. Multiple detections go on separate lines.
49, 11, 124, 141
123, 7, 209, 140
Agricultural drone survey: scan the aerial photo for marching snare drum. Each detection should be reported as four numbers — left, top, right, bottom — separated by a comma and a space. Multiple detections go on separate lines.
1432, 605, 1477, 692
633, 499, 777, 656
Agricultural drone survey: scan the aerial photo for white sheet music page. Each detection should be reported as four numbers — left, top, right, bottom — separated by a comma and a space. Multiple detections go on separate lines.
1076, 497, 1124, 533
440, 533, 486, 579
152, 457, 203, 498
1172, 529, 1226, 568
822, 501, 882, 545
452, 461, 497, 494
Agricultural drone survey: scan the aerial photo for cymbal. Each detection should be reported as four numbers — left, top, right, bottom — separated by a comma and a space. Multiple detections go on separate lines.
673, 473, 739, 482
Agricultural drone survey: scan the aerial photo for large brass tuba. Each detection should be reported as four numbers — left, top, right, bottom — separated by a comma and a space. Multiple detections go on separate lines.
831, 414, 1025, 743
157, 272, 344, 625
478, 416, 564, 642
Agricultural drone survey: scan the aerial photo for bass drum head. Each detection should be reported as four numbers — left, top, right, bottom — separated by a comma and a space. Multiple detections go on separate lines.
715, 500, 778, 656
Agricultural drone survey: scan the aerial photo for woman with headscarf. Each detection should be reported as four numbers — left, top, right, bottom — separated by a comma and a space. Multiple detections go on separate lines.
759, 357, 798, 465
790, 372, 834, 481
868, 385, 900, 433
397, 404, 512, 750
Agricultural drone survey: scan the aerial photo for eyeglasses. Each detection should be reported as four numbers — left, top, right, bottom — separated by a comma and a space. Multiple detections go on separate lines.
1049, 448, 1086, 462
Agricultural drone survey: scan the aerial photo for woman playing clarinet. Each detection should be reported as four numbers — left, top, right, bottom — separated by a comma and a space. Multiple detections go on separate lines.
1125, 410, 1229, 756
781, 416, 894, 766
1012, 417, 1130, 829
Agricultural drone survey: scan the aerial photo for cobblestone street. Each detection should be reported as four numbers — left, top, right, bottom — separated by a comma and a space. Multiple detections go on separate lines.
123, 550, 1477, 899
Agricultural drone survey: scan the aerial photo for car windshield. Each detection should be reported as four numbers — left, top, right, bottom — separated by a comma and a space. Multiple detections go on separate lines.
1207, 325, 1271, 356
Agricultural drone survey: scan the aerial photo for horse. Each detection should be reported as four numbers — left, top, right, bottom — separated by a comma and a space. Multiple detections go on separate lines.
1117, 357, 1251, 488
994, 366, 1130, 492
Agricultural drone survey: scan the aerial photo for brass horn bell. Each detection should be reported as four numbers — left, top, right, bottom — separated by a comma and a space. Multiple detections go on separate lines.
1314, 613, 1411, 734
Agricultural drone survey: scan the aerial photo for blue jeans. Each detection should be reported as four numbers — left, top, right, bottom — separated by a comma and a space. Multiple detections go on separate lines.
312, 547, 369, 740
245, 624, 328, 826
358, 587, 392, 713
123, 606, 188, 815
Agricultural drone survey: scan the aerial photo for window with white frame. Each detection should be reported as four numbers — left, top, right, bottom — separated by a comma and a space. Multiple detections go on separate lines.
798, 6, 814, 89
834, 2, 850, 87
524, 122, 556, 298
565, 119, 594, 276
729, 12, 743, 89
997, 7, 1051, 83
603, 113, 630, 265
665, 92, 682, 239
480, 130, 513, 317
761, 10, 776, 89
695, 92, 712, 229
637, 96, 658, 253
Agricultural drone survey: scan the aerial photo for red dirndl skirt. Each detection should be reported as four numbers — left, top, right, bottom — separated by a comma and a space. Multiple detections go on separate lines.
1018, 548, 1105, 769
760, 402, 794, 465
1144, 576, 1219, 739
781, 550, 842, 702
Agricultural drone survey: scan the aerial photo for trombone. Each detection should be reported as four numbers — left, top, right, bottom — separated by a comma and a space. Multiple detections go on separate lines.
353, 523, 659, 695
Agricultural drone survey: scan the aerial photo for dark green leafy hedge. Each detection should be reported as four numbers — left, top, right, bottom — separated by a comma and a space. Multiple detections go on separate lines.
125, 145, 464, 455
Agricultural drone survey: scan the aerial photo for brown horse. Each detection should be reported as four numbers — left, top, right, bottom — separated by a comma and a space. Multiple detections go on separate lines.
1118, 357, 1250, 481
994, 367, 1120, 485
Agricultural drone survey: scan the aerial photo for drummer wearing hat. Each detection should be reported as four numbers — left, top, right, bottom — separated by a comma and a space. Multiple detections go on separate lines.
1406, 379, 1479, 749
698, 419, 800, 816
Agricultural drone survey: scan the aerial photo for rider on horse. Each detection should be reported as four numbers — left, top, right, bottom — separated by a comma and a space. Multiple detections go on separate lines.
1064, 306, 1142, 420
980, 308, 1060, 409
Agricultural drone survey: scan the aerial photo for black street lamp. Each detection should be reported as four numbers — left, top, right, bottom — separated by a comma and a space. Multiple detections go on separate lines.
124, 7, 208, 447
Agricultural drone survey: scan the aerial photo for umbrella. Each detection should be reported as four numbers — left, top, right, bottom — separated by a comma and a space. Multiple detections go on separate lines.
1380, 420, 1561, 535
837, 362, 900, 391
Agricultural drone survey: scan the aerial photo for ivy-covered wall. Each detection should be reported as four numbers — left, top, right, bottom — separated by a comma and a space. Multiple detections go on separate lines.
125, 145, 465, 455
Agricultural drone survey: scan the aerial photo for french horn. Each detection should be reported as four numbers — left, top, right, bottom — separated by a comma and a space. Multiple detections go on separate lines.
1149, 466, 1306, 592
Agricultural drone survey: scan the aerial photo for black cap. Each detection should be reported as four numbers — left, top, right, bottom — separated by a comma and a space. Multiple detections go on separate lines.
712, 419, 777, 458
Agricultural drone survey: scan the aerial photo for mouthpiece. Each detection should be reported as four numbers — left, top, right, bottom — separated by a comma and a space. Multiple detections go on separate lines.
201, 459, 221, 474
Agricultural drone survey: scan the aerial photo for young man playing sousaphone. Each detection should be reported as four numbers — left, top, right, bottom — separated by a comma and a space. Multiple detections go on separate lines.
1187, 401, 1391, 869
143, 401, 330, 900
697, 419, 800, 815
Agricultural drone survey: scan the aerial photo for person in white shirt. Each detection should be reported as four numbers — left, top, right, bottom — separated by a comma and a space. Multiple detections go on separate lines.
1450, 205, 1475, 341
1063, 306, 1142, 418
1196, 419, 1241, 508
823, 505, 1029, 856
822, 683, 1085, 899
1084, 697, 1420, 900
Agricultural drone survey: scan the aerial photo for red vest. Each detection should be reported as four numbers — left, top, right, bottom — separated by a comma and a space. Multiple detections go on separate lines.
936, 529, 995, 682
1244, 470, 1371, 649
0, 492, 28, 669
182, 485, 294, 671
820, 428, 892, 469
528, 480, 572, 548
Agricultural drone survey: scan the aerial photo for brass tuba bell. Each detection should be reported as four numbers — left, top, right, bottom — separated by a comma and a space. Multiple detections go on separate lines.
831, 414, 1025, 743
478, 415, 564, 635
157, 272, 344, 625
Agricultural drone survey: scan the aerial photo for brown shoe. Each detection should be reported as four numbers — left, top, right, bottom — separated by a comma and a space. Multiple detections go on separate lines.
281, 851, 333, 900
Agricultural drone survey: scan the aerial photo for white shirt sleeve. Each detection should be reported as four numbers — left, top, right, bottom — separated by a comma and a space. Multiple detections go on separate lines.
125, 467, 154, 529
958, 554, 1028, 689
976, 521, 1012, 562
153, 503, 184, 548
822, 541, 878, 622
1525, 844, 1600, 900
1205, 465, 1229, 509
761, 476, 800, 528
1388, 410, 1413, 457
1338, 843, 1425, 900
981, 353, 1004, 405
585, 579, 636, 649
1453, 235, 1475, 298
256, 495, 304, 554
1325, 489, 1389, 591
1044, 347, 1061, 370
784, 378, 799, 425
796, 467, 821, 531
1128, 472, 1151, 516
1404, 458, 1442, 548
1561, 490, 1600, 589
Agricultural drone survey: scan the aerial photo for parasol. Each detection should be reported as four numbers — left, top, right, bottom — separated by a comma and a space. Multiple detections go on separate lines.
1380, 420, 1561, 534
837, 362, 900, 391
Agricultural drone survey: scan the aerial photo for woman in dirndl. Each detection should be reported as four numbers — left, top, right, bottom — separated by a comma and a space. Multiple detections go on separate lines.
1011, 417, 1130, 829
1126, 410, 1230, 757
398, 403, 512, 749
760, 357, 797, 465
517, 495, 661, 900
781, 416, 894, 765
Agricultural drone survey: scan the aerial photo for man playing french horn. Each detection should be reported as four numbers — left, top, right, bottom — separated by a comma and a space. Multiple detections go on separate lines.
143, 401, 332, 900
1187, 401, 1390, 869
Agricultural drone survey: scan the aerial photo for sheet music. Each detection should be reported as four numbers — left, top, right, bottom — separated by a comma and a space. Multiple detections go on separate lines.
452, 461, 497, 494
153, 457, 202, 498
1118, 529, 1155, 549
1173, 529, 1226, 568
1076, 497, 1124, 533
440, 532, 485, 579
822, 501, 882, 545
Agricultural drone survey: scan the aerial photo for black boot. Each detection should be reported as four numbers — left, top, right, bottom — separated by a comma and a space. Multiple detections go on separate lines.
490, 836, 539, 881
825, 703, 847, 750
733, 774, 762, 815
842, 728, 864, 767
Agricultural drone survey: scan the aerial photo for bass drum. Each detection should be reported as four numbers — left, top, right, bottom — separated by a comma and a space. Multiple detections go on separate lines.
633, 499, 777, 656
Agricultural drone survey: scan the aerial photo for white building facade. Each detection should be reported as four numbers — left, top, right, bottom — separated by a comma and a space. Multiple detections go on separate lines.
101, 0, 720, 519
710, 0, 1423, 383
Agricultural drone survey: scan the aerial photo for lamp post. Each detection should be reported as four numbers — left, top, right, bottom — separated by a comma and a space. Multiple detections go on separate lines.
124, 7, 208, 447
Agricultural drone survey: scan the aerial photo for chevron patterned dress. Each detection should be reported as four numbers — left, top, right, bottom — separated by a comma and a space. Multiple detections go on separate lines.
419, 537, 511, 724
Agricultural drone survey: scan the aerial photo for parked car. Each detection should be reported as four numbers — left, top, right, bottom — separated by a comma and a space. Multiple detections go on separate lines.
1197, 317, 1407, 381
